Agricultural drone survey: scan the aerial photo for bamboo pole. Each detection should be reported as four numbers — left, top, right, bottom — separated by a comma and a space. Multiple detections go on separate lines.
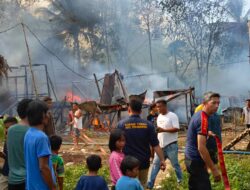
21, 23, 38, 98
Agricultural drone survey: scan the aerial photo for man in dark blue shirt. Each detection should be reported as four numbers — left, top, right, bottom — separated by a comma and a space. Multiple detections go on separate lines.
118, 97, 165, 188
185, 92, 221, 190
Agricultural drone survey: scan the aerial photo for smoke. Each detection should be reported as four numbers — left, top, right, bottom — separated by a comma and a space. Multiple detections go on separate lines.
207, 62, 250, 96
0, 0, 250, 106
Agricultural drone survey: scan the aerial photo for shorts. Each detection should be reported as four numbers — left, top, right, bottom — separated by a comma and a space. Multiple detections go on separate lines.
8, 182, 25, 190
74, 128, 80, 138
0, 174, 8, 190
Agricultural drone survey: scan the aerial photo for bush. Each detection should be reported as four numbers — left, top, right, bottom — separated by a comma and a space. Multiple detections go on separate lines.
160, 155, 250, 190
0, 119, 5, 142
64, 164, 110, 190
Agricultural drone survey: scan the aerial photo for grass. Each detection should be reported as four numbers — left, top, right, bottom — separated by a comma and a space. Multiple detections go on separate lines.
0, 119, 5, 142
63, 155, 250, 190
64, 164, 110, 190
159, 155, 250, 190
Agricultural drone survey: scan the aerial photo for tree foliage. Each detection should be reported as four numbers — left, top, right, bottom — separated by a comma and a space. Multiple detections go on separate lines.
160, 0, 228, 92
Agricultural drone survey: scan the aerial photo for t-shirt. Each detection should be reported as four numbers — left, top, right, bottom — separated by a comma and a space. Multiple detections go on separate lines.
243, 107, 250, 125
24, 127, 56, 190
7, 124, 29, 184
109, 151, 125, 185
74, 109, 83, 129
51, 154, 65, 177
116, 176, 143, 190
206, 113, 222, 150
147, 113, 158, 127
2, 142, 8, 176
185, 111, 209, 161
75, 176, 109, 190
194, 105, 222, 150
157, 112, 180, 148
117, 115, 159, 169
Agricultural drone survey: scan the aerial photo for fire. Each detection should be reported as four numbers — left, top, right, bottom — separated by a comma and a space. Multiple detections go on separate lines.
65, 91, 82, 103
65, 91, 96, 103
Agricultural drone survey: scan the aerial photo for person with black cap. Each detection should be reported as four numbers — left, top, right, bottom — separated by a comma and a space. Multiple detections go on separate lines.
242, 99, 250, 129
117, 96, 166, 188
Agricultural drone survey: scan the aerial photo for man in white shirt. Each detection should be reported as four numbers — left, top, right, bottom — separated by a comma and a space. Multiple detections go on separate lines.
147, 99, 182, 189
242, 99, 250, 128
70, 102, 83, 150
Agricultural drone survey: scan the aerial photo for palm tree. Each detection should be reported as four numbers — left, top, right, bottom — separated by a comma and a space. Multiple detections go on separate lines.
36, 0, 104, 64
226, 0, 250, 22
221, 0, 250, 62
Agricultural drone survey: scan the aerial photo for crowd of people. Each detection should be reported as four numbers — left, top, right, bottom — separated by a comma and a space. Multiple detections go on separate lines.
1, 92, 249, 190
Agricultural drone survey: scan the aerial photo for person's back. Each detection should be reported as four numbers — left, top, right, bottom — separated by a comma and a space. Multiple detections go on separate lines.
25, 127, 55, 189
118, 115, 157, 169
7, 99, 32, 190
7, 124, 29, 184
117, 97, 165, 188
75, 155, 108, 190
25, 100, 56, 190
75, 176, 108, 190
0, 117, 18, 190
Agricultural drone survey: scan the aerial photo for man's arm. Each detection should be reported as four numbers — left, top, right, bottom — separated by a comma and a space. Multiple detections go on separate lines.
157, 127, 179, 133
153, 145, 166, 171
197, 135, 221, 182
39, 156, 57, 190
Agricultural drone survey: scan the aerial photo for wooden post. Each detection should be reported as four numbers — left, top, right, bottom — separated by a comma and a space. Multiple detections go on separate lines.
117, 110, 121, 122
185, 93, 188, 130
21, 23, 38, 98
93, 73, 102, 98
223, 128, 250, 150
116, 70, 127, 101
110, 111, 117, 129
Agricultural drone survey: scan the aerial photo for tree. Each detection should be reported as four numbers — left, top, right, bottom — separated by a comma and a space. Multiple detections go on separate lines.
0, 55, 10, 85
132, 0, 163, 70
36, 0, 107, 65
219, 0, 250, 64
160, 0, 228, 92
166, 40, 193, 80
